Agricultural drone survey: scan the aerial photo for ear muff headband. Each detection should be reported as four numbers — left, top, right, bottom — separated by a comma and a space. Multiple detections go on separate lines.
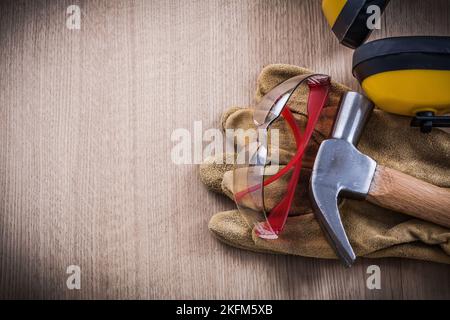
322, 0, 390, 49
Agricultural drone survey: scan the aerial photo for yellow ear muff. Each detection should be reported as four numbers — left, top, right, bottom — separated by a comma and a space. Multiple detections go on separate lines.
353, 37, 450, 116
322, 0, 348, 27
321, 0, 390, 49
361, 70, 450, 116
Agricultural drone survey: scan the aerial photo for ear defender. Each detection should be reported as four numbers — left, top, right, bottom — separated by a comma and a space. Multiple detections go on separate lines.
322, 2, 450, 132
352, 36, 450, 132
322, 0, 390, 49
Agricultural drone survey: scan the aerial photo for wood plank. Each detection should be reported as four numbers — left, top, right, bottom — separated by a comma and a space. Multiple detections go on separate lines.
0, 0, 448, 299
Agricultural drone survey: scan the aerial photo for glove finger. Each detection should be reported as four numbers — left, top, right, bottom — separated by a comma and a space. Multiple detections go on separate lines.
339, 200, 450, 257
208, 209, 336, 258
254, 200, 450, 263
200, 153, 235, 194
209, 204, 450, 263
221, 168, 313, 216
208, 210, 268, 253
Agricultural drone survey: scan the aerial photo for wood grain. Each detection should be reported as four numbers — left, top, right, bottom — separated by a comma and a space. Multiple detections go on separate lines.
368, 165, 450, 228
0, 0, 449, 299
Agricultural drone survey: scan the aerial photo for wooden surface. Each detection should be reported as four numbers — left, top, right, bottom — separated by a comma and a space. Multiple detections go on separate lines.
368, 165, 450, 228
0, 0, 449, 299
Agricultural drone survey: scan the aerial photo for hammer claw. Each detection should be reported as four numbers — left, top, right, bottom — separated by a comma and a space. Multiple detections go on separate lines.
313, 194, 356, 267
310, 183, 357, 266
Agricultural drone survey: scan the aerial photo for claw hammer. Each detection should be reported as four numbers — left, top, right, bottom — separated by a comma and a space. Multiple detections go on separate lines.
309, 92, 450, 267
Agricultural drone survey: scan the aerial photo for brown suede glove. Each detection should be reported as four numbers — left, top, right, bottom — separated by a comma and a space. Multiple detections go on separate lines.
200, 64, 450, 264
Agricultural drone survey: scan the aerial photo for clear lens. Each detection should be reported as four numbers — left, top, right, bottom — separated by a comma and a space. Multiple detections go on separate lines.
253, 74, 312, 126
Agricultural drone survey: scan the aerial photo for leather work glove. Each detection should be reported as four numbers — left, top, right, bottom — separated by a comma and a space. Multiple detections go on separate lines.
200, 64, 450, 264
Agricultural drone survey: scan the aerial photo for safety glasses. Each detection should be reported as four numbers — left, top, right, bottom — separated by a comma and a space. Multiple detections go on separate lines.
233, 74, 331, 239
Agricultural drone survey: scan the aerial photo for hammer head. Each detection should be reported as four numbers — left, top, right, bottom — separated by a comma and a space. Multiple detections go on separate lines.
310, 92, 376, 267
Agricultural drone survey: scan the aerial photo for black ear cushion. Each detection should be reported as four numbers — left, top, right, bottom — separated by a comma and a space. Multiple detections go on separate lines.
332, 0, 390, 49
352, 36, 450, 82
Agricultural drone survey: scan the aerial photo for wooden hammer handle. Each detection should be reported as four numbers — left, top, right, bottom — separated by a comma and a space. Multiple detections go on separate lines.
367, 165, 450, 228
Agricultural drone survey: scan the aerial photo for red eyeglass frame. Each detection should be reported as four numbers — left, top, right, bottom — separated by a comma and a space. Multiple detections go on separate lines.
235, 77, 330, 239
